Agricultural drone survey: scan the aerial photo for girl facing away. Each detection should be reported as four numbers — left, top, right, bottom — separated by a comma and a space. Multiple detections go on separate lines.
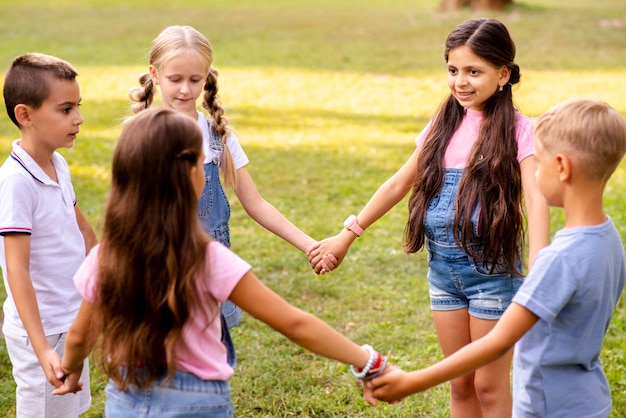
309, 18, 550, 417
127, 25, 333, 346
52, 108, 387, 417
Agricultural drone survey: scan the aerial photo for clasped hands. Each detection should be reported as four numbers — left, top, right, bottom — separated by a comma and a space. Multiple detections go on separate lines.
51, 368, 83, 395
307, 233, 352, 274
360, 365, 415, 406
39, 348, 82, 396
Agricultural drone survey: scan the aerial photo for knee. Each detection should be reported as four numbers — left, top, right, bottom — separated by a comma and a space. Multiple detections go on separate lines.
449, 375, 476, 401
474, 378, 511, 406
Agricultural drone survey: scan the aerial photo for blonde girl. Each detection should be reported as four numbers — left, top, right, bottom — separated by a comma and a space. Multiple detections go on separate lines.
128, 26, 330, 361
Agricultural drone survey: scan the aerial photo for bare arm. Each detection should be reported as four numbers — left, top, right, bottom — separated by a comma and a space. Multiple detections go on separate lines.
74, 205, 97, 254
229, 270, 372, 367
4, 234, 65, 387
234, 167, 316, 254
52, 299, 100, 395
520, 157, 550, 268
308, 148, 419, 273
369, 303, 538, 403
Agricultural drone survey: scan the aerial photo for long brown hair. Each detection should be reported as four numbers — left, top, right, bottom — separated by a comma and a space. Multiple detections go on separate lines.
128, 25, 237, 188
405, 18, 524, 276
96, 108, 214, 390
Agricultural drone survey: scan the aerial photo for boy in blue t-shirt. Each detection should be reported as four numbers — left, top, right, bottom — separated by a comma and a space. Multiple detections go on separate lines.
366, 98, 626, 418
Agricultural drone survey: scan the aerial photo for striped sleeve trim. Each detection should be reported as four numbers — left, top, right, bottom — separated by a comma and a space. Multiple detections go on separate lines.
0, 227, 32, 236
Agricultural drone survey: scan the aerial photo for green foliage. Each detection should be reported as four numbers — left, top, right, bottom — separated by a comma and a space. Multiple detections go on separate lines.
0, 0, 625, 416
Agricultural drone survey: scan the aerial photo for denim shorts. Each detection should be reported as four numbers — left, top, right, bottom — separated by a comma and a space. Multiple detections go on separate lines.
426, 239, 522, 320
105, 371, 233, 417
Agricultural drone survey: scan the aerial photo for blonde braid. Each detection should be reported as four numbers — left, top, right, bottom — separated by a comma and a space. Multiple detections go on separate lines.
203, 67, 236, 189
128, 72, 156, 114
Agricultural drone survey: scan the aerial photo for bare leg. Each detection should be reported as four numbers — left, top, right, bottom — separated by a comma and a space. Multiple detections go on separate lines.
432, 309, 483, 418
470, 317, 513, 418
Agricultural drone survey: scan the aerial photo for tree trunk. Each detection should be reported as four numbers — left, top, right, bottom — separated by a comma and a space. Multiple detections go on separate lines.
439, 0, 512, 11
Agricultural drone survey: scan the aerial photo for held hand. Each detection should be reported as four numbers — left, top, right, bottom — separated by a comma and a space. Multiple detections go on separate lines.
369, 367, 414, 404
362, 378, 377, 406
318, 254, 338, 275
308, 235, 350, 275
306, 242, 338, 275
362, 365, 404, 406
40, 348, 66, 389
51, 371, 83, 395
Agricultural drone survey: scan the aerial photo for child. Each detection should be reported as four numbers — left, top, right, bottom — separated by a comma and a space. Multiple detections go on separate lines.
308, 18, 550, 417
52, 108, 387, 416
367, 98, 626, 418
127, 25, 330, 355
0, 53, 97, 417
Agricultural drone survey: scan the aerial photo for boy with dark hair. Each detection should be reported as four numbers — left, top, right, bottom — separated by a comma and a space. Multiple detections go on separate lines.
0, 53, 96, 417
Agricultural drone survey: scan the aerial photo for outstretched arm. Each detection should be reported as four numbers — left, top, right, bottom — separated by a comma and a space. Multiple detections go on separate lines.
230, 270, 375, 368
234, 167, 318, 255
369, 303, 538, 403
308, 148, 419, 274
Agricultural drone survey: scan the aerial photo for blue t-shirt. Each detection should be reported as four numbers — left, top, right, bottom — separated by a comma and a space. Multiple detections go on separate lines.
512, 218, 625, 418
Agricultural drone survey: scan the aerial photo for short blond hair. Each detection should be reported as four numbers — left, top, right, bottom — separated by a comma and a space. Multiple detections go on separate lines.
535, 99, 626, 182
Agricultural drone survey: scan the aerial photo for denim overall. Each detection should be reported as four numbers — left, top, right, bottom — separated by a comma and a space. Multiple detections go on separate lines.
197, 125, 240, 366
424, 168, 522, 320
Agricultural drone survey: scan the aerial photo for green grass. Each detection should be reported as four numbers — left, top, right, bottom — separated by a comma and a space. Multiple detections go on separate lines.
1, 0, 626, 416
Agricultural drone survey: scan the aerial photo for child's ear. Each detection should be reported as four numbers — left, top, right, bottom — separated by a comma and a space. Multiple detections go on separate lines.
13, 104, 31, 126
555, 153, 571, 181
149, 65, 159, 84
499, 66, 511, 86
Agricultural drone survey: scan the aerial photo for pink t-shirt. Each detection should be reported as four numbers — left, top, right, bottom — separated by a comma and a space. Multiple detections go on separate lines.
73, 241, 251, 381
415, 108, 535, 167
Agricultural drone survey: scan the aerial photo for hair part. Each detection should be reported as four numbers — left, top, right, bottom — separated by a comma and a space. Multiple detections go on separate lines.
96, 108, 216, 390
3, 53, 78, 127
405, 18, 525, 276
128, 25, 237, 188
535, 99, 626, 183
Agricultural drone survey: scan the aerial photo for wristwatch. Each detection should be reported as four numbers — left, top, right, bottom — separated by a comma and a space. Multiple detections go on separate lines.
343, 215, 364, 237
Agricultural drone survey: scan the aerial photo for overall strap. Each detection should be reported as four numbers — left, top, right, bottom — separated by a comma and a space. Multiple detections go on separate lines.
206, 119, 223, 150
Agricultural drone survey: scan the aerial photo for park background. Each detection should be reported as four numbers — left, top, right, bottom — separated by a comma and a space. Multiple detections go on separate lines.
0, 0, 625, 416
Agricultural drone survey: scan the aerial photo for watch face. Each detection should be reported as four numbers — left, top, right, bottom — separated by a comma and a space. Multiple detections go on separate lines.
344, 215, 356, 227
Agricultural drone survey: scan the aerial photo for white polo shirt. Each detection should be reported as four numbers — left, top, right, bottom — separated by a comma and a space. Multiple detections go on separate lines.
0, 140, 85, 337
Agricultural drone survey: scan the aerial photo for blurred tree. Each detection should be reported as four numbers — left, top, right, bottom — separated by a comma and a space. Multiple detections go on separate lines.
439, 0, 513, 11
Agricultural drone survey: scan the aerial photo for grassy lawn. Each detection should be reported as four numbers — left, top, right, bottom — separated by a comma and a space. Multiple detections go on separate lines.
1, 0, 625, 416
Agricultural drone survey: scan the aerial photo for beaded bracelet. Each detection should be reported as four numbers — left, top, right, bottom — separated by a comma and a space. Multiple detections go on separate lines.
361, 353, 389, 381
349, 344, 385, 379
